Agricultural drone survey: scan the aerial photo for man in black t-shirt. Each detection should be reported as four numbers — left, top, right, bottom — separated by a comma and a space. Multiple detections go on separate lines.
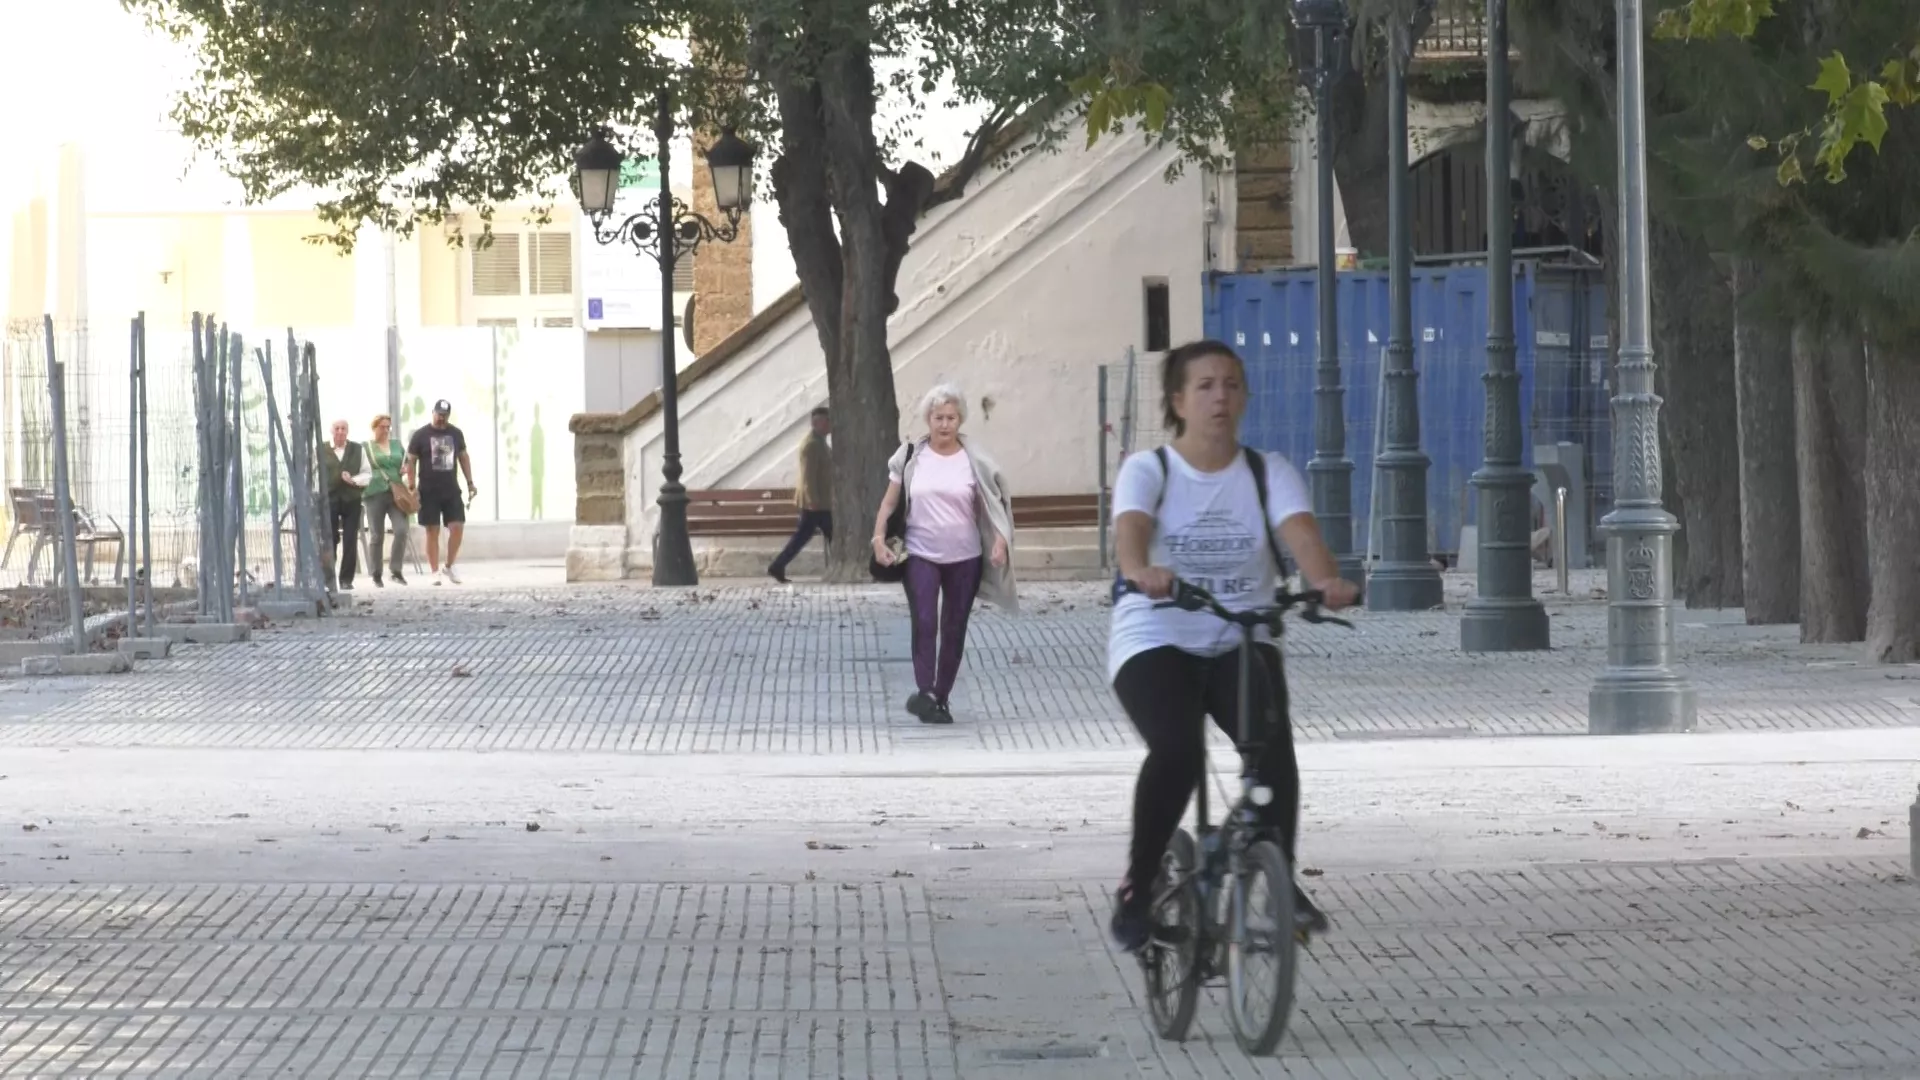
403, 398, 478, 585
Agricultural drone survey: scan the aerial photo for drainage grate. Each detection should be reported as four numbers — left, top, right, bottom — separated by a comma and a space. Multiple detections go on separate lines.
984, 1044, 1107, 1062
1331, 726, 1477, 741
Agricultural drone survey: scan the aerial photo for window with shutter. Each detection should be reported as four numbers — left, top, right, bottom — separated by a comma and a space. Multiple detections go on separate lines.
470, 233, 523, 296
477, 318, 519, 329
672, 250, 695, 293
540, 316, 575, 328
531, 232, 573, 295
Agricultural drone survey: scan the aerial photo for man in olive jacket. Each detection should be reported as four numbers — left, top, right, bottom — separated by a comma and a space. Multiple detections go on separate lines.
322, 419, 371, 589
769, 406, 832, 584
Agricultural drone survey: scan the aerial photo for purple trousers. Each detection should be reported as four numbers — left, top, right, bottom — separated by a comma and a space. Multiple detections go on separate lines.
903, 555, 984, 702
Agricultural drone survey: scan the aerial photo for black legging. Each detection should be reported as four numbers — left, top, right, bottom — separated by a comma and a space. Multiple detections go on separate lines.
1112, 643, 1299, 893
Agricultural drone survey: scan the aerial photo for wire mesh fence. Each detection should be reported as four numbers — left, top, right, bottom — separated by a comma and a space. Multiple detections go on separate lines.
1095, 340, 1611, 571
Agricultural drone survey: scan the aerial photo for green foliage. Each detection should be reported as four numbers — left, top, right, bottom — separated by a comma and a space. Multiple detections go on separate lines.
1652, 0, 1774, 40
1654, 0, 1919, 185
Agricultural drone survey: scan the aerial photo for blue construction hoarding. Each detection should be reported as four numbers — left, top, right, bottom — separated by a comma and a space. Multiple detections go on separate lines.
1202, 258, 1611, 561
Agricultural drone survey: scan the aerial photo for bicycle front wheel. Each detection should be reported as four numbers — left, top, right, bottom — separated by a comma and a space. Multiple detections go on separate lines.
1142, 828, 1201, 1041
1226, 839, 1298, 1055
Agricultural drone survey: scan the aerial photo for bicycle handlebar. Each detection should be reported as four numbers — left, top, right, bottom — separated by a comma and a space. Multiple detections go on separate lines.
1117, 577, 1356, 630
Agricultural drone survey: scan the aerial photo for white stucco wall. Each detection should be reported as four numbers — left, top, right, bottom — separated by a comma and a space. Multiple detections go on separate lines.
618, 127, 1209, 561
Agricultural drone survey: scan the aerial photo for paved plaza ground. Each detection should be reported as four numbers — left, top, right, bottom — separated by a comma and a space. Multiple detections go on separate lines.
0, 565, 1917, 1077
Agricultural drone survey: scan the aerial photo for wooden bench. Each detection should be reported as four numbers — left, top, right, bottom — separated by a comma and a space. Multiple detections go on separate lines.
684, 489, 1103, 537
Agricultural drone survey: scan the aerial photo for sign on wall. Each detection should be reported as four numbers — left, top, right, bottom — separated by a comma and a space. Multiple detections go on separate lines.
579, 159, 665, 332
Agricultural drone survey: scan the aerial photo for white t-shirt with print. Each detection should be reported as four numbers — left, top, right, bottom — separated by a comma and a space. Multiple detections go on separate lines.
1106, 446, 1313, 682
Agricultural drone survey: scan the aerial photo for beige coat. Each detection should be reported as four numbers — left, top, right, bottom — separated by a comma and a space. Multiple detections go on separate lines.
888, 435, 1019, 613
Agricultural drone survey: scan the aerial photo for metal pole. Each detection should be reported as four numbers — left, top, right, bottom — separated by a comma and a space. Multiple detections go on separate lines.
652, 88, 698, 587
1589, 0, 1695, 734
192, 315, 210, 615
127, 315, 140, 627
231, 332, 249, 609
1097, 364, 1110, 570
1555, 486, 1569, 596
261, 343, 284, 598
137, 314, 154, 635
1366, 13, 1444, 612
1307, 15, 1361, 584
491, 326, 501, 520
45, 318, 87, 655
1461, 0, 1550, 651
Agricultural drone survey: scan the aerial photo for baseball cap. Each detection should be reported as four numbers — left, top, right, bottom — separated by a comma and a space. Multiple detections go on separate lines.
432, 399, 452, 415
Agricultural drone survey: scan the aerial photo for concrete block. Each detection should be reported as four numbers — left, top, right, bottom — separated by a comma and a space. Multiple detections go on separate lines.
118, 637, 173, 660
0, 642, 64, 664
157, 623, 251, 644
259, 599, 321, 620
22, 652, 133, 676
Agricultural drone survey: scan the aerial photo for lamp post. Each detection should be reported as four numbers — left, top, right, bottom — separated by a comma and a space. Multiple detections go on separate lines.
1588, 0, 1695, 732
574, 92, 756, 588
1292, 0, 1362, 585
1460, 0, 1550, 652
1367, 6, 1445, 611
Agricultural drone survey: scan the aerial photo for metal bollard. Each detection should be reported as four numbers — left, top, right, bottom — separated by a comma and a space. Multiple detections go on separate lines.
1555, 486, 1569, 595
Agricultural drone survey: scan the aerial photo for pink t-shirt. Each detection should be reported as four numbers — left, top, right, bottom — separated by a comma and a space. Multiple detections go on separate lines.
900, 446, 982, 564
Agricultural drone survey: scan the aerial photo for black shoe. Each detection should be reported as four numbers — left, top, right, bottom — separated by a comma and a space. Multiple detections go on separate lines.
392, 572, 408, 586
769, 565, 790, 585
1110, 882, 1153, 953
372, 576, 384, 588
1292, 884, 1330, 938
929, 700, 955, 725
906, 692, 935, 721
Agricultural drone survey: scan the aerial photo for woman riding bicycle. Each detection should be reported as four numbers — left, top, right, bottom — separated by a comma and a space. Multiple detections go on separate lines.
1109, 339, 1360, 953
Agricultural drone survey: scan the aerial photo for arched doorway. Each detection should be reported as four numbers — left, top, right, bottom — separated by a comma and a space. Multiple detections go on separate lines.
1410, 138, 1605, 260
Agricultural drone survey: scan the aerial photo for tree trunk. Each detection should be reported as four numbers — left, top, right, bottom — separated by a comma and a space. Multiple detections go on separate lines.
1329, 67, 1391, 258
1730, 259, 1799, 624
1649, 224, 1743, 609
1861, 333, 1920, 663
1790, 318, 1869, 643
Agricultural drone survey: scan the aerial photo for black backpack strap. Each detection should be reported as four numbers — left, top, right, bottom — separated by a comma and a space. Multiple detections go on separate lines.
1242, 447, 1292, 579
1150, 446, 1170, 515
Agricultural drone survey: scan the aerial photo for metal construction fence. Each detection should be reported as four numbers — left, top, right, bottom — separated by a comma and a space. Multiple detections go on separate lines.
1095, 341, 1610, 572
1, 314, 338, 645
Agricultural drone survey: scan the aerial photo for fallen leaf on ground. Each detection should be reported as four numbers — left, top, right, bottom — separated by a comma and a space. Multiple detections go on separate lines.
525, 822, 541, 832
451, 664, 472, 678
806, 840, 848, 851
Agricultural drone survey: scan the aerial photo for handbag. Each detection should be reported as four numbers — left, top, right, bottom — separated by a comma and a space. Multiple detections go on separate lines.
380, 443, 420, 515
869, 440, 915, 583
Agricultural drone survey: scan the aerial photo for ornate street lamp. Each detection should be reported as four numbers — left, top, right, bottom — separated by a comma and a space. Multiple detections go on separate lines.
573, 94, 757, 588
1290, 0, 1362, 584
1367, 4, 1445, 611
1589, 0, 1695, 732
1460, 0, 1551, 651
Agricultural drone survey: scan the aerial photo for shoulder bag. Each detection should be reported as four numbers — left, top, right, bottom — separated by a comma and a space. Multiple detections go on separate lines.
382, 441, 420, 515
870, 440, 916, 583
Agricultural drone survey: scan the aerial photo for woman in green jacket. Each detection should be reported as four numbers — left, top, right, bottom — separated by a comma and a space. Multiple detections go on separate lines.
363, 414, 411, 586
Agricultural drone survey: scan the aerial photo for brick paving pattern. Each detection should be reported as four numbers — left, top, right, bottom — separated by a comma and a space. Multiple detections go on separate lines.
2, 576, 1913, 752
0, 861, 1914, 1076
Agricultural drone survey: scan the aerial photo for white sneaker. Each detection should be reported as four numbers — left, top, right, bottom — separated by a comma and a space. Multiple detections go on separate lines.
432, 569, 444, 586
444, 565, 462, 585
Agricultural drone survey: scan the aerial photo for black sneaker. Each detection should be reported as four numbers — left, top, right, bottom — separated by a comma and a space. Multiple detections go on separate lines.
906, 692, 935, 721
769, 565, 790, 585
929, 700, 955, 725
392, 571, 408, 586
1293, 884, 1330, 938
1110, 882, 1153, 953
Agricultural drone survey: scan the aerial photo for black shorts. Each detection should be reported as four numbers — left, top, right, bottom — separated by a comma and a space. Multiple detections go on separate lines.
417, 489, 467, 527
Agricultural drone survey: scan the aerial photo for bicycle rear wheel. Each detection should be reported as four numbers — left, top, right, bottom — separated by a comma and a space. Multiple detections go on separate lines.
1141, 828, 1201, 1041
1226, 839, 1298, 1055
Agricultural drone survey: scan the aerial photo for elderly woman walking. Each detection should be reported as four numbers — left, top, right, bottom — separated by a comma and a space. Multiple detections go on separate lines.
871, 384, 1017, 725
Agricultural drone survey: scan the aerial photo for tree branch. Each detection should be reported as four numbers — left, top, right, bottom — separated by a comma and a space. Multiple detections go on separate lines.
924, 104, 1021, 210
